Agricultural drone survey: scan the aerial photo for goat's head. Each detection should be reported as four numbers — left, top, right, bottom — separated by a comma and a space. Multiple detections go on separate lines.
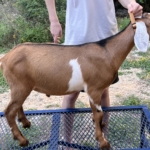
141, 13, 150, 36
132, 13, 150, 52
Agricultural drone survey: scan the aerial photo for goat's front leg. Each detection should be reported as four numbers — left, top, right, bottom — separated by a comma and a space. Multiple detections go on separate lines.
88, 91, 110, 150
18, 106, 31, 128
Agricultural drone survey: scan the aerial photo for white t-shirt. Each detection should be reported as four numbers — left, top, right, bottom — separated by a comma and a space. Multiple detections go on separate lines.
64, 0, 118, 45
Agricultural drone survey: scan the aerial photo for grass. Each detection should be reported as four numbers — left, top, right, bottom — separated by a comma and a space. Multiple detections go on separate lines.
0, 70, 9, 93
122, 95, 141, 106
0, 47, 10, 93
27, 108, 38, 111
1, 115, 52, 149
45, 104, 60, 108
119, 94, 150, 109
76, 100, 88, 108
118, 70, 132, 76
121, 49, 150, 82
0, 47, 10, 53
108, 111, 142, 148
115, 94, 122, 98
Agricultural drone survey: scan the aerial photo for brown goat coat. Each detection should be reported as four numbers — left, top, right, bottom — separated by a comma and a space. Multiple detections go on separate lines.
1, 13, 150, 149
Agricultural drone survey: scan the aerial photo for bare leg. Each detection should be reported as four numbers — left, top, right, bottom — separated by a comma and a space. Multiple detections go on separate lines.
18, 106, 31, 128
62, 92, 80, 109
61, 92, 80, 150
101, 88, 110, 107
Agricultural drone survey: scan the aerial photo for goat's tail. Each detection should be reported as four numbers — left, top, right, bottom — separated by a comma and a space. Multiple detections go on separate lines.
0, 58, 3, 70
0, 55, 5, 70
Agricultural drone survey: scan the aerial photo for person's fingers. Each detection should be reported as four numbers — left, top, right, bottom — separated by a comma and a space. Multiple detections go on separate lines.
134, 10, 143, 17
53, 35, 61, 43
128, 3, 143, 17
50, 22, 62, 43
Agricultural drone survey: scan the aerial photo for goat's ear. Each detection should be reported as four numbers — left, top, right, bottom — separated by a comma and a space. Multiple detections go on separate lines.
142, 13, 150, 19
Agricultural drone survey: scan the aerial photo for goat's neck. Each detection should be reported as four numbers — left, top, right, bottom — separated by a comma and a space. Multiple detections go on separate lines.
107, 24, 135, 71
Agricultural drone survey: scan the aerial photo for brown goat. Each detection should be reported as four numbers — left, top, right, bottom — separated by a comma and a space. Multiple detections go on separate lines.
1, 13, 150, 150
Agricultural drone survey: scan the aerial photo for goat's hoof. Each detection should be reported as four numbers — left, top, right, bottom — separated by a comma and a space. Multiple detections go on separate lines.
46, 94, 50, 97
92, 116, 95, 122
100, 122, 105, 129
13, 135, 17, 140
23, 121, 31, 128
19, 138, 29, 147
18, 118, 22, 122
100, 141, 111, 150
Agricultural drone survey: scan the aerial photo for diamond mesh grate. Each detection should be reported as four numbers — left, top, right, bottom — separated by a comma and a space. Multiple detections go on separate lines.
0, 106, 150, 150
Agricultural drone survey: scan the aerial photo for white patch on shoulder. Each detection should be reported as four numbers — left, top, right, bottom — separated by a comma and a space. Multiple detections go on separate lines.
67, 58, 84, 92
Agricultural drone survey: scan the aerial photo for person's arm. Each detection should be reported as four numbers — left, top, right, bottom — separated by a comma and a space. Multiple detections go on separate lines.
45, 0, 62, 43
118, 0, 143, 17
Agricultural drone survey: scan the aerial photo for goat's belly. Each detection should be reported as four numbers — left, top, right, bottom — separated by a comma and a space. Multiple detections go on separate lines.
33, 83, 84, 95
33, 79, 85, 95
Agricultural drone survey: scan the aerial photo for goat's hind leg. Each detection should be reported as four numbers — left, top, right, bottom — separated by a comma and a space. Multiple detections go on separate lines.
18, 106, 31, 128
5, 87, 31, 147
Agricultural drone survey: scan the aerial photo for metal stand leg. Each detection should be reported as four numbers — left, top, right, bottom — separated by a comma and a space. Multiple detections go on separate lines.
140, 113, 146, 148
48, 113, 61, 150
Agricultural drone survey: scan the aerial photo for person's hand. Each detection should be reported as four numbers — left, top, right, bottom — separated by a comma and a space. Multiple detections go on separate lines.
127, 2, 143, 17
50, 21, 62, 43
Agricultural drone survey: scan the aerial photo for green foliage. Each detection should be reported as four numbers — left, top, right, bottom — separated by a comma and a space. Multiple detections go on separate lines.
15, 17, 52, 43
122, 95, 141, 106
0, 0, 66, 47
15, 0, 66, 29
138, 0, 145, 3
0, 16, 52, 47
15, 0, 49, 24
15, 0, 66, 33
0, 20, 15, 47
136, 0, 150, 12
55, 0, 66, 30
117, 17, 130, 31
0, 47, 9, 53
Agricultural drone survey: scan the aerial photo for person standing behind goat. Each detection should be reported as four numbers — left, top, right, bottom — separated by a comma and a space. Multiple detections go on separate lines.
45, 0, 142, 112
